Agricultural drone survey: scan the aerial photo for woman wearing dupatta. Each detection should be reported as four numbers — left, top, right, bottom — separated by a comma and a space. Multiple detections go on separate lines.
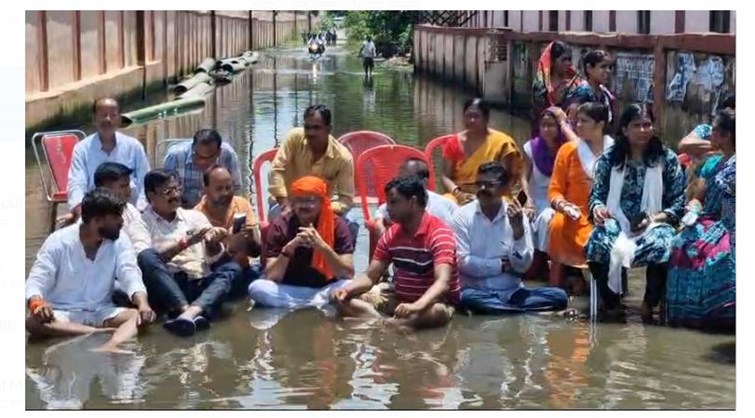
585, 104, 686, 322
547, 102, 613, 291
521, 109, 568, 279
441, 98, 522, 205
567, 50, 617, 126
531, 41, 581, 137
667, 108, 736, 331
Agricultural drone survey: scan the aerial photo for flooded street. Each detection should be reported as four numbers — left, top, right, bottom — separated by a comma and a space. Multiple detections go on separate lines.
25, 44, 735, 409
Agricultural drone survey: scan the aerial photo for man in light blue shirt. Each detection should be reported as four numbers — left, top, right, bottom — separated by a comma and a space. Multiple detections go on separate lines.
452, 162, 568, 314
373, 157, 456, 237
67, 98, 150, 216
163, 128, 242, 209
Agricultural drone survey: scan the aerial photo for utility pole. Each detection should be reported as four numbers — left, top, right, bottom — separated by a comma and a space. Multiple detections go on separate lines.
210, 11, 217, 58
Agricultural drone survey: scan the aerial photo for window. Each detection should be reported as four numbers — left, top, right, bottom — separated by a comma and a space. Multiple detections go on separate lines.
584, 11, 593, 31
549, 11, 559, 31
710, 11, 731, 33
638, 11, 651, 34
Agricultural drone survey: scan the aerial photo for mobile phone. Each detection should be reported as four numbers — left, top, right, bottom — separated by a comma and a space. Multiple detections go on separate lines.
232, 213, 246, 234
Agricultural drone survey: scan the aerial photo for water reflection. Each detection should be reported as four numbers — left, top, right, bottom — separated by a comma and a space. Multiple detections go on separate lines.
25, 45, 735, 410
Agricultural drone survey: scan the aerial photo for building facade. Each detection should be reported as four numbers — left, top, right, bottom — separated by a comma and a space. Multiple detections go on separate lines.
463, 10, 735, 35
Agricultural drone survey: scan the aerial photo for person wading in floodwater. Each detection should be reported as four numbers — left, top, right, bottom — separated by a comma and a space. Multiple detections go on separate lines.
359, 36, 377, 79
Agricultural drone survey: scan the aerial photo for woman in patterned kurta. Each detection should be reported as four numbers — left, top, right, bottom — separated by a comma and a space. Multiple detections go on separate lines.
585, 104, 685, 322
667, 108, 735, 331
566, 50, 617, 126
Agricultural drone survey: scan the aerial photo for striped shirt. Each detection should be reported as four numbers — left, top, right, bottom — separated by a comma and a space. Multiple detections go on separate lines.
373, 212, 460, 305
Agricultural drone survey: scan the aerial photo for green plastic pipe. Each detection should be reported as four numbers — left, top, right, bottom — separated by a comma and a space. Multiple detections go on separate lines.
195, 58, 217, 74
174, 72, 211, 94
177, 82, 214, 99
121, 96, 207, 125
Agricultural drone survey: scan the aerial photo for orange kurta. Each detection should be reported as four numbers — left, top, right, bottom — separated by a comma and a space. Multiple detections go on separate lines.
547, 141, 593, 266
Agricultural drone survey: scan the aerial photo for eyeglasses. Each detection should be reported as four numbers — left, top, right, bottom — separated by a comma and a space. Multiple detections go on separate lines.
159, 186, 183, 196
292, 196, 320, 206
474, 180, 504, 189
303, 124, 325, 130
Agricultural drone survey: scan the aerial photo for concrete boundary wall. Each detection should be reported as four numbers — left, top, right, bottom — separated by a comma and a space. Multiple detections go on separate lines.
25, 10, 317, 130
414, 24, 735, 138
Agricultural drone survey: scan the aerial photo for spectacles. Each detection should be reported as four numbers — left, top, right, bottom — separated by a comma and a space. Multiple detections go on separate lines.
160, 186, 183, 196
475, 180, 504, 188
292, 196, 320, 206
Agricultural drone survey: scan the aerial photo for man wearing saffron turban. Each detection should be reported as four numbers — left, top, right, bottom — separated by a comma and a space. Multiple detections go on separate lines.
249, 176, 355, 309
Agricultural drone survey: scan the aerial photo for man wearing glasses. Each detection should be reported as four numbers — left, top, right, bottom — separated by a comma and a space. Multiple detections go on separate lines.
268, 104, 358, 244
163, 128, 242, 208
136, 169, 242, 337
451, 162, 568, 314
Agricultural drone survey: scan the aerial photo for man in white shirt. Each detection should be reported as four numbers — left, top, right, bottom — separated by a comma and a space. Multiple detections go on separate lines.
358, 36, 377, 78
373, 158, 456, 237
137, 169, 241, 337
66, 98, 150, 218
452, 162, 568, 314
57, 162, 150, 250
25, 188, 155, 352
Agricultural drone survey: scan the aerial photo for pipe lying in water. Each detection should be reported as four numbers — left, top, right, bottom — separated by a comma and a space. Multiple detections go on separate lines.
220, 60, 246, 73
177, 81, 214, 99
195, 58, 217, 74
121, 96, 207, 126
174, 72, 212, 94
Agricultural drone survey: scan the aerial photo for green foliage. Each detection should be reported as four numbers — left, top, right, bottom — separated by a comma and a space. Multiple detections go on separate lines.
342, 11, 418, 52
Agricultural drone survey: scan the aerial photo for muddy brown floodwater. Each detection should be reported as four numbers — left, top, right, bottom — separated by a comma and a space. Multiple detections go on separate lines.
25, 43, 735, 410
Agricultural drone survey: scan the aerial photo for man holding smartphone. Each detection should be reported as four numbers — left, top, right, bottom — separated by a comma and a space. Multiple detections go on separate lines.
195, 165, 263, 297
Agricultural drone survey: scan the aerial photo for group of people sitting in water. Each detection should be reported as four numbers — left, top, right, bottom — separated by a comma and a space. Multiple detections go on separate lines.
25, 44, 735, 351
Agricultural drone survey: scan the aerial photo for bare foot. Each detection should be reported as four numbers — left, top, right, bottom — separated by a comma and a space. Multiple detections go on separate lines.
91, 346, 133, 354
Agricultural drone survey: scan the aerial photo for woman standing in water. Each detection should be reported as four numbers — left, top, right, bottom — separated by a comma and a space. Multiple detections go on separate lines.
547, 102, 613, 293
585, 104, 686, 322
531, 41, 581, 136
568, 50, 617, 125
520, 110, 568, 280
441, 98, 522, 205
667, 108, 736, 331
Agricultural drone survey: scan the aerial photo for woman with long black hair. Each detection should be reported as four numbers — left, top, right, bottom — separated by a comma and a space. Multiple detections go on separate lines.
584, 103, 685, 322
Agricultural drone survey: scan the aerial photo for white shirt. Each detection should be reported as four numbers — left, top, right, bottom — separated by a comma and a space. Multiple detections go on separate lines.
361, 41, 376, 58
140, 206, 223, 279
67, 132, 150, 209
451, 200, 534, 300
25, 224, 146, 310
375, 190, 456, 226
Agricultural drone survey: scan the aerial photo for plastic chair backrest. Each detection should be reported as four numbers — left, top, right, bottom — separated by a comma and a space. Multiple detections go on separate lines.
355, 144, 433, 222
40, 133, 81, 196
252, 148, 279, 223
423, 134, 455, 192
337, 130, 396, 161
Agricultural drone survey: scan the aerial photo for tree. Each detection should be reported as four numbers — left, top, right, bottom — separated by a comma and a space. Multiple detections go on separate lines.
341, 11, 419, 54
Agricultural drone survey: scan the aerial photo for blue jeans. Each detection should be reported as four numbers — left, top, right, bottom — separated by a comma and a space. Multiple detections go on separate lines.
460, 286, 568, 314
269, 202, 359, 247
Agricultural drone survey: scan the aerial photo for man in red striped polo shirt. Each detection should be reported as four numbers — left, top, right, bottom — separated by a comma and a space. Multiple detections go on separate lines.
330, 176, 460, 330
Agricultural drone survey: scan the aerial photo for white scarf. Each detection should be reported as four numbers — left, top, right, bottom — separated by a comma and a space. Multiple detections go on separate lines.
605, 160, 664, 294
577, 135, 614, 179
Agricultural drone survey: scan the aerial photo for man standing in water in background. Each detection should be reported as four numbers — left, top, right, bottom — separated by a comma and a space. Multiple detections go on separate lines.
268, 104, 358, 244
67, 98, 151, 217
359, 36, 377, 79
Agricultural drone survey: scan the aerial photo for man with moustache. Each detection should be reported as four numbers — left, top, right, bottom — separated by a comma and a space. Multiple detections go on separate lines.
330, 175, 460, 331
452, 162, 568, 314
249, 176, 355, 309
67, 98, 150, 220
25, 188, 155, 352
137, 169, 241, 337
194, 165, 262, 298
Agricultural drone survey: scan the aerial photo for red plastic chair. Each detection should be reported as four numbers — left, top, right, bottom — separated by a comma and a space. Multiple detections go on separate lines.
423, 134, 456, 192
355, 144, 434, 258
252, 148, 280, 225
31, 130, 85, 232
337, 130, 396, 161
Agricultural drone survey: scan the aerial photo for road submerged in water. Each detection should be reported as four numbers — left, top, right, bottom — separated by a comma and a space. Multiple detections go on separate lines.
24, 42, 735, 409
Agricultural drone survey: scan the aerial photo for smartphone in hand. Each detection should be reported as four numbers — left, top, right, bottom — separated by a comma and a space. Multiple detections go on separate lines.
232, 213, 247, 234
